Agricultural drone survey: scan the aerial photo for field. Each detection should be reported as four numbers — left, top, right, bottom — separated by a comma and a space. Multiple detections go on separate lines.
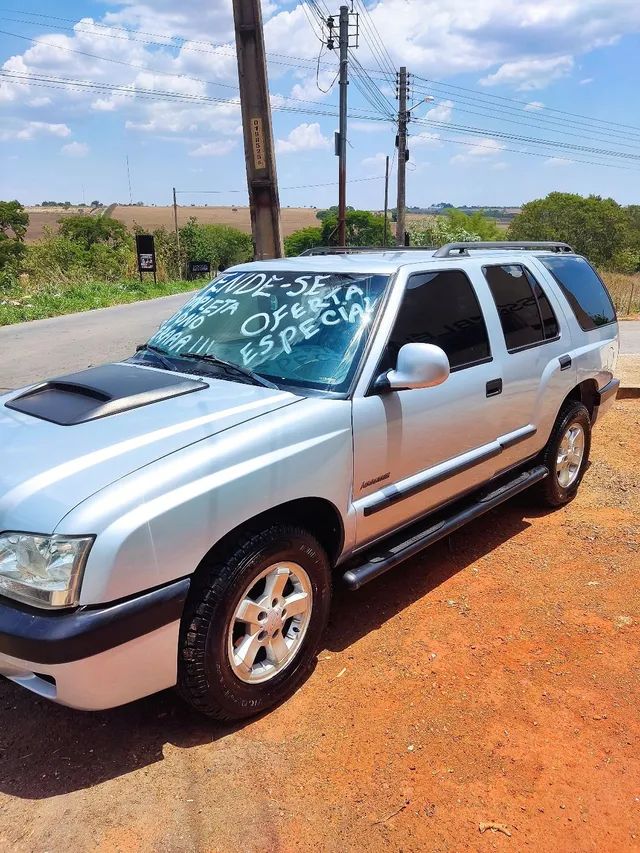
24, 205, 322, 242
0, 399, 638, 851
23, 205, 465, 243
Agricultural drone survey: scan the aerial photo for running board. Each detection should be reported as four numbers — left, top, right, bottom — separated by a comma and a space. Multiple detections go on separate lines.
342, 465, 549, 591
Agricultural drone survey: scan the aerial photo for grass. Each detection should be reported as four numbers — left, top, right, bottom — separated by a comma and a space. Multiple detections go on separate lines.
0, 278, 197, 325
601, 271, 640, 318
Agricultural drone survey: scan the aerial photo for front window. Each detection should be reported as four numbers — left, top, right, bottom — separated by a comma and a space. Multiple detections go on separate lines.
147, 269, 390, 393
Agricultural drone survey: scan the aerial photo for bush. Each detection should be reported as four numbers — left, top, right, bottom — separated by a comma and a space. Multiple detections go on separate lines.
178, 219, 252, 271
284, 226, 323, 257
407, 216, 482, 247
321, 209, 391, 246
58, 215, 130, 251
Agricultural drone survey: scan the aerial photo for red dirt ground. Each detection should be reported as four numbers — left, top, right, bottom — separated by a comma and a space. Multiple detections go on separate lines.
0, 401, 638, 852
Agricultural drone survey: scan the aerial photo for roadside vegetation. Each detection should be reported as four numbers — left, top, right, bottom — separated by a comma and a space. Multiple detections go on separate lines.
1, 192, 638, 325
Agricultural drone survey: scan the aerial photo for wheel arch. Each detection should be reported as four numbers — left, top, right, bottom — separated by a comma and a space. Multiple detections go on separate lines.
195, 496, 345, 575
565, 379, 599, 421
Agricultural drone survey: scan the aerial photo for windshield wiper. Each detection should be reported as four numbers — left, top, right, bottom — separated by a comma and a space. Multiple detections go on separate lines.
135, 343, 178, 372
178, 352, 279, 389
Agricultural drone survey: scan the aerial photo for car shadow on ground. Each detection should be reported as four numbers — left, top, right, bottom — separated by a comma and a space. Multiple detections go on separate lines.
0, 498, 551, 800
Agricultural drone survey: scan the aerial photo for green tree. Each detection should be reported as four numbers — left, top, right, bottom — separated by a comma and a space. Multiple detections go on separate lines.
445, 208, 501, 241
284, 226, 323, 257
507, 192, 628, 266
624, 205, 640, 250
178, 220, 252, 271
320, 209, 391, 246
58, 215, 130, 251
0, 200, 29, 272
315, 205, 353, 222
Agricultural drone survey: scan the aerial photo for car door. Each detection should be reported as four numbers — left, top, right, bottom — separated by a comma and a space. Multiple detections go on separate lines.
478, 260, 576, 472
351, 267, 510, 549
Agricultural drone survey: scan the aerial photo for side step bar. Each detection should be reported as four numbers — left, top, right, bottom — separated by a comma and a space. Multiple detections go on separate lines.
342, 465, 549, 591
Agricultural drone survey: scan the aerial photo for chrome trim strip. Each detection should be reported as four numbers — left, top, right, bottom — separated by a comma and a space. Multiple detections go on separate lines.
359, 424, 537, 517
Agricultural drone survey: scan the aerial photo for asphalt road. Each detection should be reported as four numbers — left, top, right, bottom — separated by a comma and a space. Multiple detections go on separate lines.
0, 299, 638, 391
0, 291, 196, 391
620, 319, 640, 354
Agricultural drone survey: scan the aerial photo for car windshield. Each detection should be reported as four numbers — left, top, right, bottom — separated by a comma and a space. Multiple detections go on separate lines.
147, 269, 390, 393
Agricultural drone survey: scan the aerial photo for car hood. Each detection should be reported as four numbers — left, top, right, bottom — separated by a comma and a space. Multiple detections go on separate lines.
0, 363, 300, 533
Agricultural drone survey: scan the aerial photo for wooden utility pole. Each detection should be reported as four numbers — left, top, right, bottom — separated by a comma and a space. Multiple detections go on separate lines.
172, 186, 181, 278
337, 5, 349, 246
232, 0, 283, 259
383, 155, 390, 247
395, 66, 408, 246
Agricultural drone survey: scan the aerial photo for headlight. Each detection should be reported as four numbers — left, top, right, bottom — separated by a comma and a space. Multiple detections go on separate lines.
0, 533, 93, 609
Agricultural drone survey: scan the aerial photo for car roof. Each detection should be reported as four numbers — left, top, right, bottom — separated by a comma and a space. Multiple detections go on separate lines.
228, 246, 574, 275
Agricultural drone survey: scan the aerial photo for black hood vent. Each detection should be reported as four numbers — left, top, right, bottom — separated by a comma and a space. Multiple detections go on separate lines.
5, 363, 208, 425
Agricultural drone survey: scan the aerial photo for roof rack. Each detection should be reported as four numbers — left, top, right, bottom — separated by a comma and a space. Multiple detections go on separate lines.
299, 246, 435, 256
433, 241, 574, 258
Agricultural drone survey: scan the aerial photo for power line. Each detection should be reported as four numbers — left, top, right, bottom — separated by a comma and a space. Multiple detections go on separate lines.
175, 175, 386, 194
6, 8, 638, 142
411, 74, 640, 137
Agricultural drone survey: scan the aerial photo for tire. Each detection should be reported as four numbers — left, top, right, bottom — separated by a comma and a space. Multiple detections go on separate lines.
532, 400, 591, 508
178, 523, 331, 720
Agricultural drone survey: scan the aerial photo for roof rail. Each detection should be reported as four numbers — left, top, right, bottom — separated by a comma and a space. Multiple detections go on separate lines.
433, 241, 574, 258
299, 245, 435, 256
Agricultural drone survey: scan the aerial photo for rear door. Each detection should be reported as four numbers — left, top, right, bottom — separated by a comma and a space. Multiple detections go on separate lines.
351, 267, 508, 548
478, 260, 575, 471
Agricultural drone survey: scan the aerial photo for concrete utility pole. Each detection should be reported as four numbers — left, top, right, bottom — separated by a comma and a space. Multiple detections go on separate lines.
337, 5, 349, 246
232, 0, 283, 259
383, 154, 390, 247
395, 66, 408, 246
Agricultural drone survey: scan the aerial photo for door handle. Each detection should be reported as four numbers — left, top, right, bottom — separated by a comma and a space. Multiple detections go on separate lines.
486, 378, 503, 397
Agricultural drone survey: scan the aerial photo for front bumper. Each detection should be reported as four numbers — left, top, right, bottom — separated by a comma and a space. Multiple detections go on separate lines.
0, 578, 189, 710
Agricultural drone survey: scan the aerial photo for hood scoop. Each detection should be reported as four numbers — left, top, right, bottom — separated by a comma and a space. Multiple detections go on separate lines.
5, 363, 208, 426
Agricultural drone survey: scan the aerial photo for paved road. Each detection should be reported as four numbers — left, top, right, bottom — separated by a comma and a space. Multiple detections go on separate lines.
0, 299, 638, 392
620, 319, 640, 355
0, 291, 196, 390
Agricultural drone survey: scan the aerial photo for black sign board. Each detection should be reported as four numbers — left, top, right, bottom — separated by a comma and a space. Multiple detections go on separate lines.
135, 234, 156, 278
188, 260, 212, 279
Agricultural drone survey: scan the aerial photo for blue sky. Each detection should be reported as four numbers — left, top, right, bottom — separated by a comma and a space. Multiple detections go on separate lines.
1, 0, 640, 210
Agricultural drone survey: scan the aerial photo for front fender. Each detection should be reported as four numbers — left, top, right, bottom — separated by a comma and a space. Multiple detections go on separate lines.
56, 399, 354, 605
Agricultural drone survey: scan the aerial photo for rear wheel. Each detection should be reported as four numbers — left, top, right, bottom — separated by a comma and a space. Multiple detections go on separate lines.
533, 400, 591, 507
178, 523, 331, 720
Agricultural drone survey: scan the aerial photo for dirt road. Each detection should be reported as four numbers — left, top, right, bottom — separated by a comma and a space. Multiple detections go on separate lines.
0, 401, 638, 852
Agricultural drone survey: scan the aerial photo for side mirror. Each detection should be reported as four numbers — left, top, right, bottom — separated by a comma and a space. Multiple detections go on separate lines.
375, 343, 450, 392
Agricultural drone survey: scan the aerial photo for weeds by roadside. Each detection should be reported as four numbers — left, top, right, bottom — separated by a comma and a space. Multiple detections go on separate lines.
0, 278, 196, 325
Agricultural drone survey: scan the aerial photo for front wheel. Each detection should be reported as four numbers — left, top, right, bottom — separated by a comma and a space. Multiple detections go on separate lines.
533, 400, 591, 507
178, 523, 331, 720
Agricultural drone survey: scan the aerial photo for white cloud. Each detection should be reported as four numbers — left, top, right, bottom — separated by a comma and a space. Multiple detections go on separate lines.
480, 56, 574, 90
491, 161, 509, 171
412, 131, 441, 148
450, 137, 506, 163
425, 100, 454, 123
580, 77, 594, 85
189, 139, 237, 157
62, 141, 89, 157
524, 100, 544, 111
361, 152, 388, 173
276, 122, 330, 153
0, 120, 71, 141
545, 157, 572, 167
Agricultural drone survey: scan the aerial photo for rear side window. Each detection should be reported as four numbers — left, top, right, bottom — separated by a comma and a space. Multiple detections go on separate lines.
383, 270, 491, 371
539, 255, 616, 330
483, 264, 559, 351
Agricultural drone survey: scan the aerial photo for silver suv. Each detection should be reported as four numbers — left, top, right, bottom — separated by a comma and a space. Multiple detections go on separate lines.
0, 241, 619, 719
